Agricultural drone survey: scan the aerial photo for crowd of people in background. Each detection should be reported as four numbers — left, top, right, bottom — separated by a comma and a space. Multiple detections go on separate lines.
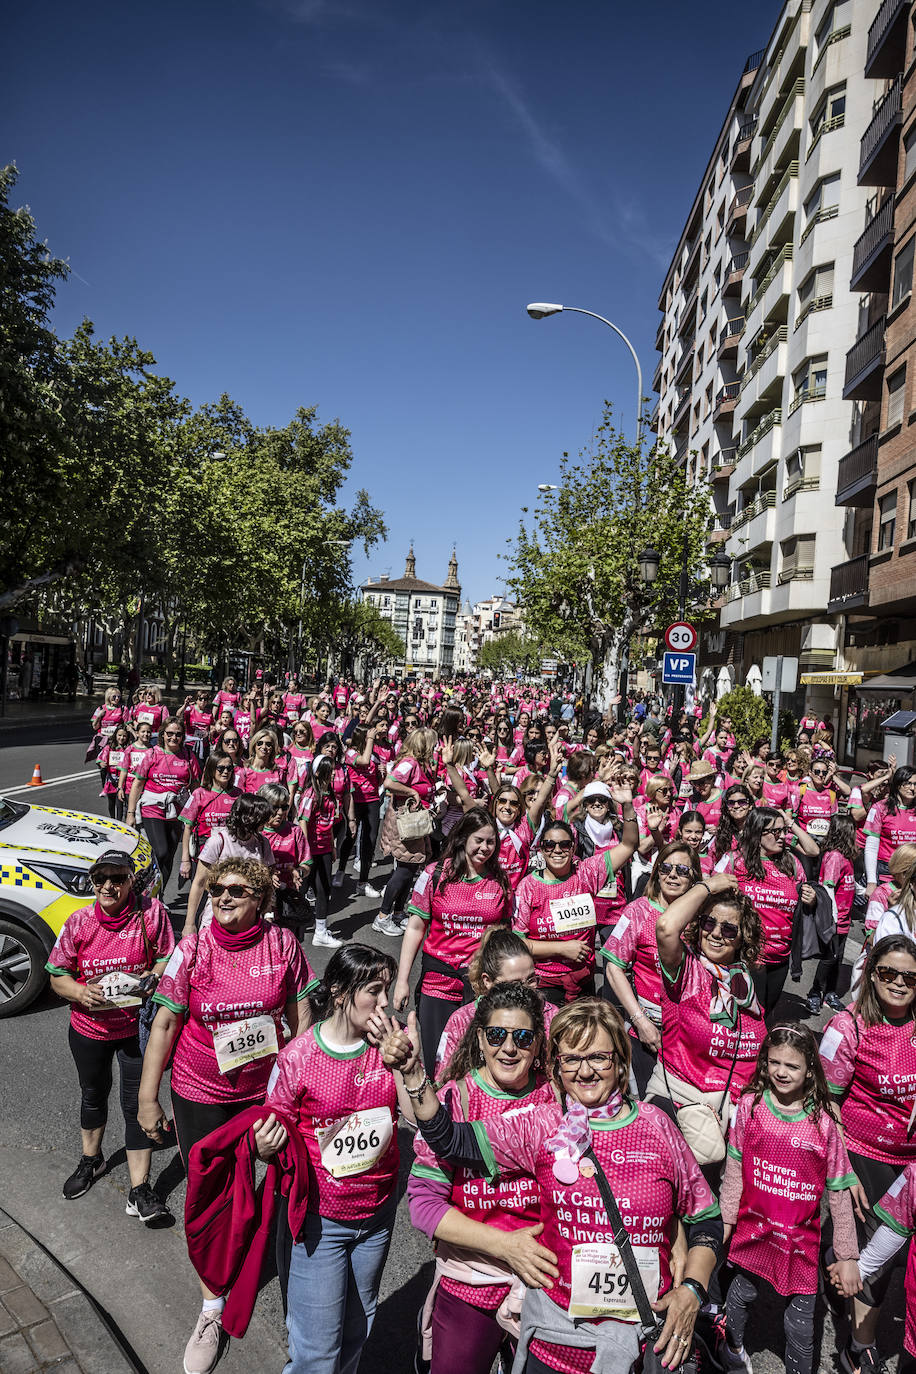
44, 670, 916, 1374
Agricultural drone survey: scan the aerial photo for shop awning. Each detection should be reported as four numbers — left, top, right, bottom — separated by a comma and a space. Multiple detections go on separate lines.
855, 662, 916, 692
800, 671, 863, 685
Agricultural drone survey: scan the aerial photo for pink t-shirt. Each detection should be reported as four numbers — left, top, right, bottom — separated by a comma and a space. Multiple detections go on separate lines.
299, 791, 337, 855
390, 756, 437, 808
232, 709, 253, 746
134, 748, 201, 819
497, 818, 535, 892
602, 895, 665, 1028
264, 822, 310, 887
865, 879, 899, 933
872, 1162, 916, 1357
762, 780, 789, 809
98, 745, 127, 795
345, 748, 383, 804
179, 787, 239, 843
659, 950, 767, 1101
214, 690, 240, 712
820, 1008, 916, 1164
47, 898, 174, 1041
434, 999, 558, 1080
121, 743, 151, 789
185, 705, 213, 739
153, 923, 314, 1104
131, 702, 168, 732
694, 790, 723, 833
795, 785, 837, 840
820, 851, 855, 937
722, 853, 805, 966
93, 706, 126, 737
476, 1100, 717, 1374
513, 852, 617, 997
265, 1022, 399, 1221
237, 764, 290, 795
865, 801, 916, 863
407, 864, 512, 1002
727, 1090, 856, 1296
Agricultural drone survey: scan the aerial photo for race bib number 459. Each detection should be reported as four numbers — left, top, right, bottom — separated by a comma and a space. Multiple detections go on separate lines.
549, 893, 596, 933
568, 1242, 659, 1323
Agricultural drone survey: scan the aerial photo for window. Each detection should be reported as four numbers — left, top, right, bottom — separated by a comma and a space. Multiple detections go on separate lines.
886, 367, 907, 429
785, 444, 822, 489
794, 355, 828, 401
905, 125, 916, 184
893, 237, 915, 310
815, 0, 850, 52
909, 479, 916, 540
797, 264, 834, 312
878, 492, 897, 550
811, 85, 846, 139
804, 173, 841, 223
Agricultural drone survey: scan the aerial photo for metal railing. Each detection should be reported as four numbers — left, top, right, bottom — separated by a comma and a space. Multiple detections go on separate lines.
744, 48, 766, 73
746, 244, 793, 315
720, 317, 745, 346
754, 78, 804, 174
778, 563, 815, 585
715, 383, 741, 412
711, 447, 738, 470
829, 554, 869, 606
837, 434, 879, 495
750, 161, 798, 245
860, 77, 902, 171
788, 383, 826, 415
732, 490, 777, 531
852, 195, 894, 283
844, 315, 887, 391
741, 325, 787, 390
867, 0, 908, 72
738, 406, 782, 458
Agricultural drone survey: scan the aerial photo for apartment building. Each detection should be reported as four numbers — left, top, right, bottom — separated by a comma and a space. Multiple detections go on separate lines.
655, 0, 884, 740
826, 0, 916, 763
360, 547, 460, 678
452, 595, 525, 674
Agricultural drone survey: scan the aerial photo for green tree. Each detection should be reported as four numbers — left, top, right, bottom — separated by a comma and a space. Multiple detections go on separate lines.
506, 406, 713, 709
327, 600, 405, 675
477, 632, 543, 676
715, 686, 770, 750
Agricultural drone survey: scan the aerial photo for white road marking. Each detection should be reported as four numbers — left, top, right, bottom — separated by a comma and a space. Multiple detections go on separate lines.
3, 770, 98, 797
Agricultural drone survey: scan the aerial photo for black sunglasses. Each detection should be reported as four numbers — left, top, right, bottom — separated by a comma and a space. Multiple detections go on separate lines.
698, 915, 740, 940
875, 965, 916, 989
483, 1026, 537, 1050
659, 861, 692, 878
92, 872, 131, 886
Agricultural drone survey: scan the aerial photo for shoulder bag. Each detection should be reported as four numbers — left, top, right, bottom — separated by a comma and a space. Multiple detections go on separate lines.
657, 1015, 741, 1166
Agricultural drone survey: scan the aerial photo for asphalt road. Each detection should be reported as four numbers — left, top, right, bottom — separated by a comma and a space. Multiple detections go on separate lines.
0, 723, 906, 1373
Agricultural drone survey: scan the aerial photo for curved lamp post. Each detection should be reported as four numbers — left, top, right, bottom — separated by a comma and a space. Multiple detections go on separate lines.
526, 303, 644, 447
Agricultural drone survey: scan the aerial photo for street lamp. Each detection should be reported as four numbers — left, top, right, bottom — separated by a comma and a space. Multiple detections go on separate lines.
537, 484, 558, 492
710, 552, 731, 592
526, 303, 644, 447
638, 545, 661, 585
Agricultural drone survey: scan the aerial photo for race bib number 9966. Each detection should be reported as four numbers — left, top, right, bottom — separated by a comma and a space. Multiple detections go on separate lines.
317, 1108, 393, 1178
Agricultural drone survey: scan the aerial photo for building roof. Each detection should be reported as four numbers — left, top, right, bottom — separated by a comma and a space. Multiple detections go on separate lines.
361, 575, 454, 594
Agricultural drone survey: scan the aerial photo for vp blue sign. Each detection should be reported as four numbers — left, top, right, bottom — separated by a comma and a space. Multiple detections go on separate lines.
662, 652, 696, 685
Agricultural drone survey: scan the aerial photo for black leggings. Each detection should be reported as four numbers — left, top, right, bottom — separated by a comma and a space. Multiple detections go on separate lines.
335, 821, 354, 874
171, 1089, 261, 1167
725, 1269, 815, 1374
143, 816, 183, 887
418, 990, 470, 1076
68, 1025, 146, 1152
380, 861, 420, 916
540, 975, 596, 1008
354, 800, 382, 882
307, 851, 334, 924
751, 960, 789, 1020
106, 793, 125, 822
813, 932, 847, 997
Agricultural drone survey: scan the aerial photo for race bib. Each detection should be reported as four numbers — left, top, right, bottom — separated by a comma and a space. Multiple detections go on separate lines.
549, 893, 596, 933
212, 1015, 278, 1074
569, 1242, 659, 1322
317, 1107, 393, 1178
101, 723, 118, 736
136, 710, 155, 725
96, 971, 143, 1008
806, 817, 830, 839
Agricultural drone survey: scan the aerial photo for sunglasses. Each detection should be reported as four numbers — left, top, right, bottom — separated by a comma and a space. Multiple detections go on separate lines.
211, 882, 256, 900
659, 861, 692, 877
483, 1026, 537, 1050
215, 764, 234, 772
92, 872, 131, 886
727, 798, 750, 809
763, 827, 787, 839
812, 770, 828, 779
874, 965, 916, 989
698, 915, 740, 940
542, 840, 573, 853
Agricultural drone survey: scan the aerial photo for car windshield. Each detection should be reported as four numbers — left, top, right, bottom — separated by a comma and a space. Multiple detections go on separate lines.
0, 798, 28, 831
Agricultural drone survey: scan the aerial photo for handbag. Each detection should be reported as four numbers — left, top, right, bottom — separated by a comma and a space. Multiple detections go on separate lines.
397, 805, 433, 840
657, 1016, 741, 1166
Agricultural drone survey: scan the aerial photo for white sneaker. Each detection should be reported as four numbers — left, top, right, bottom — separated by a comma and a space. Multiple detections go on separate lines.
723, 1344, 753, 1374
183, 1309, 223, 1374
313, 929, 344, 948
359, 882, 382, 898
372, 914, 403, 937
331, 872, 345, 888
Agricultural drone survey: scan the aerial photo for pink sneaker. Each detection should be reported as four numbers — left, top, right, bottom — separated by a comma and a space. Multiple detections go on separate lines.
183, 1309, 223, 1374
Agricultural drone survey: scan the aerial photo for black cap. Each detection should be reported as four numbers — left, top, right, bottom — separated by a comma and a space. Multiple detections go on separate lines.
88, 849, 136, 876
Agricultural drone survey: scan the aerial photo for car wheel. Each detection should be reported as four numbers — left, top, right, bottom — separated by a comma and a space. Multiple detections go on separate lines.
0, 919, 48, 1017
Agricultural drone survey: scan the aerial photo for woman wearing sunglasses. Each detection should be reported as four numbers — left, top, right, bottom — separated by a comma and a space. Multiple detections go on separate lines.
177, 751, 241, 884
513, 807, 637, 1009
127, 717, 202, 891
138, 857, 315, 1374
716, 806, 820, 1018
47, 850, 174, 1222
379, 997, 722, 1374
819, 935, 916, 1374
238, 728, 292, 795
602, 842, 701, 1094
708, 783, 755, 869
864, 765, 916, 896
409, 981, 556, 1374
795, 758, 840, 843
650, 871, 767, 1176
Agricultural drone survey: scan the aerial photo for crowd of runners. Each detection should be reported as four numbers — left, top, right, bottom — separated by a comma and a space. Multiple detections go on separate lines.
42, 673, 916, 1374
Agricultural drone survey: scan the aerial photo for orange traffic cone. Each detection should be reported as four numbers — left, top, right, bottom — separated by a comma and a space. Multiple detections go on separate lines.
27, 763, 43, 787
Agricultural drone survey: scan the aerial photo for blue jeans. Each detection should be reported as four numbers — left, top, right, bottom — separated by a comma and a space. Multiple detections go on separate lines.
283, 1197, 396, 1374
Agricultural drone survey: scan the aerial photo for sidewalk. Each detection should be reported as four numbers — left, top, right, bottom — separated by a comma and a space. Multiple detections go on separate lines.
0, 1207, 136, 1373
0, 700, 93, 736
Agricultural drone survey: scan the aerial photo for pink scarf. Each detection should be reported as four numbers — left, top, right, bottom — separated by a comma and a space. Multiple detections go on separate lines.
546, 1092, 625, 1179
209, 916, 265, 951
94, 894, 137, 932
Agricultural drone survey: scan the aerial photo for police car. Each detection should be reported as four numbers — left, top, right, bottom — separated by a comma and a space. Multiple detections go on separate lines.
0, 796, 162, 1016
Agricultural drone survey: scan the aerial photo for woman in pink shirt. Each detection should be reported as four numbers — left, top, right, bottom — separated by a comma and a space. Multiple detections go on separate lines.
117, 720, 154, 812
90, 688, 127, 758
127, 717, 201, 891
345, 724, 385, 898
237, 728, 292, 794
177, 751, 241, 882
98, 723, 132, 820
808, 814, 858, 1016
376, 728, 439, 930
212, 676, 240, 716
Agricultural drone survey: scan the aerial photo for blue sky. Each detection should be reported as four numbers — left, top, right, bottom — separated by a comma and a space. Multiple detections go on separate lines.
7, 0, 768, 605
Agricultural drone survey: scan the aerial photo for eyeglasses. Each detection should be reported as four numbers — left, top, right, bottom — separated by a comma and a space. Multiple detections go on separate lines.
215, 764, 234, 773
811, 770, 828, 779
556, 1052, 616, 1073
211, 882, 256, 900
655, 787, 673, 796
483, 1026, 537, 1050
659, 861, 692, 878
763, 826, 787, 839
698, 915, 740, 940
874, 965, 916, 989
727, 798, 750, 809
542, 840, 573, 853
92, 872, 131, 886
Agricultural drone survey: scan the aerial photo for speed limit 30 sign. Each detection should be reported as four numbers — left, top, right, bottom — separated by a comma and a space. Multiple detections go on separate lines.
664, 622, 698, 652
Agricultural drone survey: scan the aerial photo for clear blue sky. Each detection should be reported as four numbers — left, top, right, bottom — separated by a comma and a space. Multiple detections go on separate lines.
7, 0, 769, 606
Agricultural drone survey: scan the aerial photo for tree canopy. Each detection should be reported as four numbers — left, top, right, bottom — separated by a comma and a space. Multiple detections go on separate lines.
477, 632, 543, 675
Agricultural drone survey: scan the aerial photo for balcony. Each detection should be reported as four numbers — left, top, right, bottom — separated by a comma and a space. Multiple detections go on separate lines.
750, 161, 799, 247
738, 406, 782, 461
836, 434, 879, 506
726, 570, 772, 603
708, 511, 734, 543
679, 284, 699, 333
652, 357, 663, 393
726, 184, 754, 237
731, 119, 757, 172
738, 327, 787, 421
866, 0, 910, 78
754, 79, 804, 188
843, 315, 887, 400
672, 388, 691, 432
713, 382, 741, 420
777, 560, 815, 586
724, 254, 749, 296
827, 554, 870, 612
859, 78, 903, 186
731, 490, 777, 540
675, 341, 696, 386
710, 448, 737, 480
850, 196, 895, 292
655, 318, 665, 351
718, 317, 745, 359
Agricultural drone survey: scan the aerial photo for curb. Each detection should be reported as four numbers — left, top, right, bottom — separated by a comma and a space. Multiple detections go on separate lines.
0, 1206, 142, 1373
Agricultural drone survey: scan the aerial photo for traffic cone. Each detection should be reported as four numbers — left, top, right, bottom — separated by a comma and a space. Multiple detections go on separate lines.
27, 763, 43, 787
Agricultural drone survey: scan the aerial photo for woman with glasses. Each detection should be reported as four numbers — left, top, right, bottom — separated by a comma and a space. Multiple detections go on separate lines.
139, 856, 313, 1374
864, 766, 916, 896
379, 997, 722, 1374
179, 689, 217, 762
127, 717, 201, 891
820, 935, 916, 1374
409, 982, 556, 1374
238, 728, 291, 795
212, 726, 245, 787
602, 842, 701, 1093
717, 806, 820, 1017
47, 850, 174, 1221
177, 752, 241, 884
708, 783, 756, 868
513, 806, 637, 1009
182, 795, 275, 937
393, 809, 513, 1071
795, 758, 840, 843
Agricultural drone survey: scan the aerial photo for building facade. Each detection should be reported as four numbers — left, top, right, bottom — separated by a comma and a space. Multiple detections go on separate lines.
360, 547, 460, 678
